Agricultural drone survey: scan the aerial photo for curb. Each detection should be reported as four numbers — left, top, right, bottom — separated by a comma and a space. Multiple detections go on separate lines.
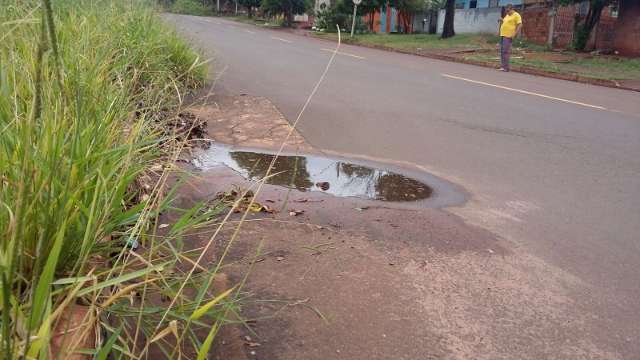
302, 32, 640, 93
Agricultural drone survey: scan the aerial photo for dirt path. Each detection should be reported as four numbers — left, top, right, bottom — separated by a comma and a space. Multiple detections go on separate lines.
172, 95, 620, 359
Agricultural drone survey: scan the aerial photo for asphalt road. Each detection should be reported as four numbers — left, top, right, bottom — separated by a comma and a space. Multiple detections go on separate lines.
165, 15, 640, 357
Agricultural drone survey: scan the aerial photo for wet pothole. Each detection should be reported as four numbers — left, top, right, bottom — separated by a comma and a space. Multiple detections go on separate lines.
193, 145, 465, 206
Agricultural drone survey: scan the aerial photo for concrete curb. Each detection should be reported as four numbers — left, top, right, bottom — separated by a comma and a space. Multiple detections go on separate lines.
302, 32, 640, 93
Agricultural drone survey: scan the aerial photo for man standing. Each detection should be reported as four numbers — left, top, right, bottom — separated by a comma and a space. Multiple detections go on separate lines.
498, 4, 522, 72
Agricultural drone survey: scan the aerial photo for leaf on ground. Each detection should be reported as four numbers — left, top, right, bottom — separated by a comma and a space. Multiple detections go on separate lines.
261, 205, 275, 213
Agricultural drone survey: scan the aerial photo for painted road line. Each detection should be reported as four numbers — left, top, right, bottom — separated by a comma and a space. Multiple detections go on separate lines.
320, 48, 365, 60
442, 74, 607, 110
272, 37, 293, 43
245, 29, 256, 34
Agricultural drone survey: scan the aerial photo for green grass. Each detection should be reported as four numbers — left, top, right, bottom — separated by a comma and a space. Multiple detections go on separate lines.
313, 32, 498, 50
167, 0, 215, 16
0, 0, 241, 358
570, 57, 640, 78
313, 31, 640, 81
465, 53, 640, 81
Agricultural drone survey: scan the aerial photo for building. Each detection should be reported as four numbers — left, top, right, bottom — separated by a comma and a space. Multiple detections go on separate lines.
613, 0, 640, 55
519, 0, 639, 55
365, 4, 400, 33
454, 0, 523, 10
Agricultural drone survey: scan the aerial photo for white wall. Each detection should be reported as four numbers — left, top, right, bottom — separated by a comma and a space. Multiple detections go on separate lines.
437, 8, 502, 34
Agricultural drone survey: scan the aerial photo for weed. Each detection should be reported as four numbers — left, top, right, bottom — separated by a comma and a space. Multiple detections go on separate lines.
0, 0, 239, 357
166, 0, 215, 16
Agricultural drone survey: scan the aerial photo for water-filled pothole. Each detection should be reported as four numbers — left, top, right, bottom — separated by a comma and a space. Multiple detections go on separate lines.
194, 145, 464, 205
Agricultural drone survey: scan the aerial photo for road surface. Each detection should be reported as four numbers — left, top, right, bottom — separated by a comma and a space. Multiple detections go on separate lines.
166, 15, 640, 358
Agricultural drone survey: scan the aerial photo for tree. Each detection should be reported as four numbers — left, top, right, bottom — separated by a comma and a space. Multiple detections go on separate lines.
334, 0, 375, 29
316, 2, 350, 31
559, 0, 614, 50
392, 0, 424, 33
359, 0, 384, 31
425, 0, 445, 33
261, 0, 310, 26
441, 0, 455, 38
240, 0, 261, 17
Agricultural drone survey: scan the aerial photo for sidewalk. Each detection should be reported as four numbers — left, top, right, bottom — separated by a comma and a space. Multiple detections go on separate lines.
307, 32, 640, 92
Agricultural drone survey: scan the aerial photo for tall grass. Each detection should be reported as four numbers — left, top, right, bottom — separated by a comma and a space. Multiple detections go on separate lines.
0, 0, 238, 357
166, 0, 215, 16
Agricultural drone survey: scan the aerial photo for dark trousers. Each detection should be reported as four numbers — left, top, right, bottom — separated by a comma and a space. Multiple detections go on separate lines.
500, 36, 513, 71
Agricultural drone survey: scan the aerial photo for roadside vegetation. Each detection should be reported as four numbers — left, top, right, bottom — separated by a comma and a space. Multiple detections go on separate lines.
312, 32, 640, 82
0, 0, 240, 357
163, 0, 215, 16
313, 32, 498, 50
465, 52, 640, 81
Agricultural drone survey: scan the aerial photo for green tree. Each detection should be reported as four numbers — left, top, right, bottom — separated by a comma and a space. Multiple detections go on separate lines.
261, 0, 310, 26
358, 0, 384, 30
558, 0, 614, 50
425, 0, 444, 33
392, 0, 424, 33
240, 0, 261, 16
316, 3, 350, 30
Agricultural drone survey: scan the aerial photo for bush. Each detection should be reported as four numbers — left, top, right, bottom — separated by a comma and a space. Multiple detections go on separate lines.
315, 4, 349, 31
169, 0, 215, 15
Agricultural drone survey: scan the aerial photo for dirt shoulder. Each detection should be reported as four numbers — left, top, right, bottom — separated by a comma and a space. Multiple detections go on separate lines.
173, 94, 622, 359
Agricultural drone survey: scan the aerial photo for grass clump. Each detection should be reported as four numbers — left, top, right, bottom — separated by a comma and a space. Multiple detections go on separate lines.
313, 32, 498, 50
166, 0, 215, 16
0, 0, 238, 357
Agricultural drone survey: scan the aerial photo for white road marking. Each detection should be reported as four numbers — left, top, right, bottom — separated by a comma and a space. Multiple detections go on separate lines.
442, 74, 607, 110
272, 36, 292, 43
320, 48, 365, 60
245, 29, 256, 34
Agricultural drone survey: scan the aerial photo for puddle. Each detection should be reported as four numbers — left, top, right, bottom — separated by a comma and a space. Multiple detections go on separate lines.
194, 145, 465, 205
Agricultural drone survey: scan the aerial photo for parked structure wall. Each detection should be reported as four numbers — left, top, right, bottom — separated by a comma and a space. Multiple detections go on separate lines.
522, 4, 620, 50
437, 7, 502, 34
613, 0, 640, 56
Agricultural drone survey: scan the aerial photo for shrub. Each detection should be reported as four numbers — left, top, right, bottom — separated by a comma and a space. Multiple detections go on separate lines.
169, 0, 215, 15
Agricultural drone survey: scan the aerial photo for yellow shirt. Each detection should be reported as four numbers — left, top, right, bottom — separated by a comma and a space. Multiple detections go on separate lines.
500, 11, 522, 38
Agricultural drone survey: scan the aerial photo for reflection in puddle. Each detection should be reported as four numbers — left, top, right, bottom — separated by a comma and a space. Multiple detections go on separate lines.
194, 146, 433, 202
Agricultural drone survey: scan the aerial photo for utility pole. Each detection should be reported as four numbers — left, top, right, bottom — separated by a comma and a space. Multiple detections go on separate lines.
217, 0, 220, 13
351, 0, 362, 37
